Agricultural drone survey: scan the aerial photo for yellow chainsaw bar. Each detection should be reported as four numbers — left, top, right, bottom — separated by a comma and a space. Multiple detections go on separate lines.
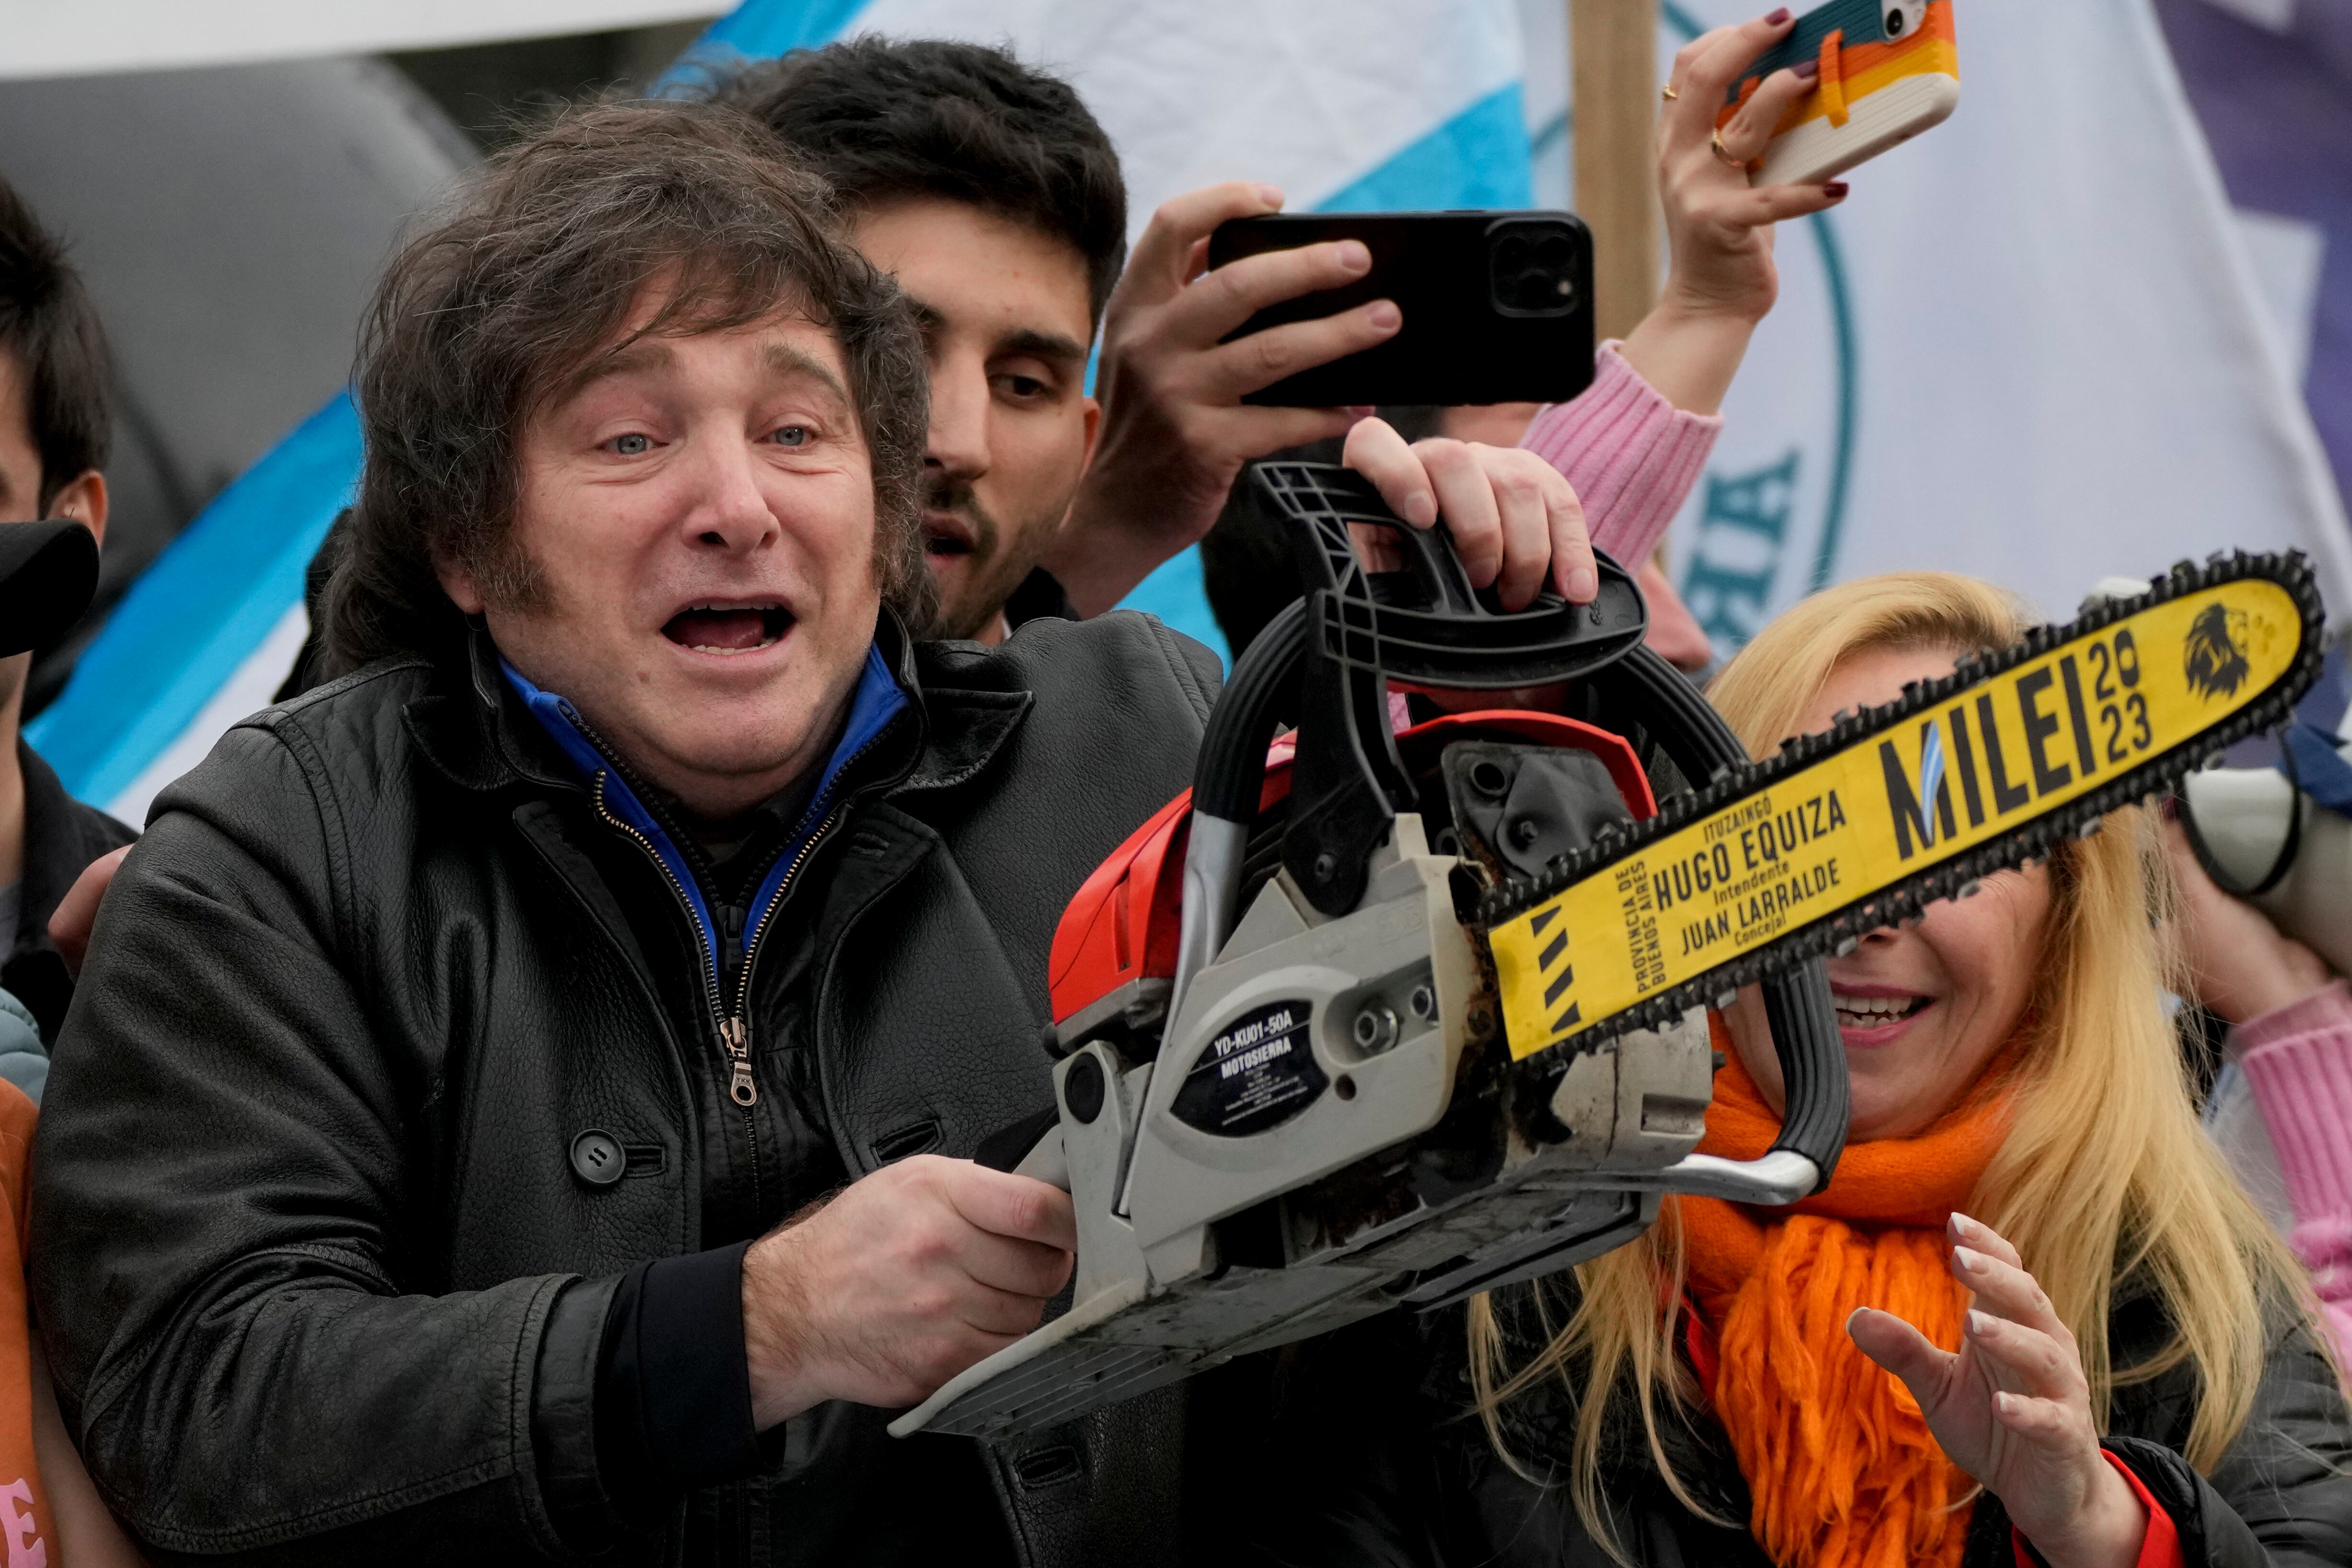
1484, 556, 2324, 1063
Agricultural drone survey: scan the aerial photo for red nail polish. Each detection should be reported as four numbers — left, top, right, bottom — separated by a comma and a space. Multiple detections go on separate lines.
1766, 7, 1792, 23
1822, 182, 1849, 198
1795, 58, 1820, 79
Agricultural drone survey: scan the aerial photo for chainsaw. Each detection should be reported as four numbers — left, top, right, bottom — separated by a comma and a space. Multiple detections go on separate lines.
891, 462, 2324, 1442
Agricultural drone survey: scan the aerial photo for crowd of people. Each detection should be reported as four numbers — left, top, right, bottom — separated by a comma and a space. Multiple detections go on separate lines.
0, 6, 2346, 1566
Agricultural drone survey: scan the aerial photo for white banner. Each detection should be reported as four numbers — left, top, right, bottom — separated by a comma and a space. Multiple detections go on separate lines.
1644, 0, 2352, 654
0, 1, 722, 81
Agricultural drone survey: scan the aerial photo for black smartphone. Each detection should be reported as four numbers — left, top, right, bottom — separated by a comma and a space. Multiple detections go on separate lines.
1207, 210, 1594, 408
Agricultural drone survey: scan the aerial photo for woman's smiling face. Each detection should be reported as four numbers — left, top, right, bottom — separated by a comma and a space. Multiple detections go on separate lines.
1725, 643, 2053, 1140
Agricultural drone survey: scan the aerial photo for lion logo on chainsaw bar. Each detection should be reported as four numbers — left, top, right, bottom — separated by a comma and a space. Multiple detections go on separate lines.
2183, 604, 2252, 701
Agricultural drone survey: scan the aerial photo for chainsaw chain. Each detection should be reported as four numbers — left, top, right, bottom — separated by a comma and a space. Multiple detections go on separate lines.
1476, 550, 2329, 1068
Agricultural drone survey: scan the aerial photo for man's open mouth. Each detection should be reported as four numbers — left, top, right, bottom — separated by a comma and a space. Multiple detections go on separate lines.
923, 514, 975, 558
661, 601, 793, 655
922, 499, 990, 560
1830, 988, 1931, 1032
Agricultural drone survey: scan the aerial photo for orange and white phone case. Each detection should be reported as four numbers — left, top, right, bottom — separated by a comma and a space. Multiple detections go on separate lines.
1721, 0, 1960, 188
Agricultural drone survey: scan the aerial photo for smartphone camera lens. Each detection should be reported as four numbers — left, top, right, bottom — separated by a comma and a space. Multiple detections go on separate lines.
1490, 221, 1581, 319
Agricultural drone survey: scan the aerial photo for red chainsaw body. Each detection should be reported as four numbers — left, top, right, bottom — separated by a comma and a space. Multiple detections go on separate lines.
1047, 709, 1657, 1025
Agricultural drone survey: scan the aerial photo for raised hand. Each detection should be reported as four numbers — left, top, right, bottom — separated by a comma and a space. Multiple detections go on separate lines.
2160, 814, 2335, 1026
1847, 1212, 2148, 1568
1048, 181, 1399, 616
1626, 10, 1852, 416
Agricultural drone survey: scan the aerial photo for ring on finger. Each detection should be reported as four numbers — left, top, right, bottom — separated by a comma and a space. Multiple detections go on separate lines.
1661, 84, 1679, 101
1709, 128, 1745, 167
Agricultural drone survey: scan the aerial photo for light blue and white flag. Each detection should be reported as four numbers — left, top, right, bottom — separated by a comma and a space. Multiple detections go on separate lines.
42, 0, 2352, 826
32, 0, 1546, 823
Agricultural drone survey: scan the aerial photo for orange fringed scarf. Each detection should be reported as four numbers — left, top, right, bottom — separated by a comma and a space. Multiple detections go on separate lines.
1678, 1020, 2014, 1568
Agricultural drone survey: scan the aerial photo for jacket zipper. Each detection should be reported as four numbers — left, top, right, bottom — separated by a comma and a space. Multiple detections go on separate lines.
719, 720, 897, 1080
592, 770, 747, 1092
725, 805, 841, 1103
589, 722, 898, 1112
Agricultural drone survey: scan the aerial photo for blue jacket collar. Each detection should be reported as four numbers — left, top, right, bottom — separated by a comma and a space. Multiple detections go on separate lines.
501, 644, 908, 837
499, 648, 909, 980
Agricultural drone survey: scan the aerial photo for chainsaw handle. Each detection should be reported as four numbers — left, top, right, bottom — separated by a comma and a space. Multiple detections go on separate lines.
1169, 601, 1309, 1031
1192, 599, 1307, 825
1598, 647, 1850, 1194
1180, 476, 1848, 1196
1252, 462, 1651, 692
1248, 462, 1652, 918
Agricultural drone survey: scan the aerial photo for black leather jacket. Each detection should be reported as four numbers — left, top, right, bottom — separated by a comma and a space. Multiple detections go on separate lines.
1245, 1282, 2352, 1568
31, 611, 1222, 1566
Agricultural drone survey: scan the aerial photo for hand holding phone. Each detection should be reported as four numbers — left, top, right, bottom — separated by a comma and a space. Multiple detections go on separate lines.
1720, 0, 1960, 186
1049, 180, 1407, 618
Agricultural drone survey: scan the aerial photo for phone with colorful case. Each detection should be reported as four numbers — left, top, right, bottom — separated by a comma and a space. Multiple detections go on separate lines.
1721, 0, 1959, 187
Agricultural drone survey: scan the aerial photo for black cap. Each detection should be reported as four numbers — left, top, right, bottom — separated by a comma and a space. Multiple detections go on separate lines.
0, 519, 98, 657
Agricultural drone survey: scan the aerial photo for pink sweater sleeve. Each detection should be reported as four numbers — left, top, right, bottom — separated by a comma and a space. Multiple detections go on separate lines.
2234, 979, 2352, 1356
1516, 341, 1723, 569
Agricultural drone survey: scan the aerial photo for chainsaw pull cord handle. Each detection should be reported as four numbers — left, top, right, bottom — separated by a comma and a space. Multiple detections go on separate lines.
1595, 647, 1850, 1197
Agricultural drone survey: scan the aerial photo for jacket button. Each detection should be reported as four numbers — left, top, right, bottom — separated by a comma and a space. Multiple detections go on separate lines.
570, 1129, 626, 1188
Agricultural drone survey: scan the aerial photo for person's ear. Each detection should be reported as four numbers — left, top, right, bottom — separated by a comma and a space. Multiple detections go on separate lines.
434, 550, 488, 616
48, 469, 106, 549
1078, 393, 1102, 476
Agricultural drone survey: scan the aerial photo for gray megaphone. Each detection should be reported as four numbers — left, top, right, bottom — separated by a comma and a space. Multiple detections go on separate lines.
2081, 576, 2352, 976
2177, 743, 2352, 978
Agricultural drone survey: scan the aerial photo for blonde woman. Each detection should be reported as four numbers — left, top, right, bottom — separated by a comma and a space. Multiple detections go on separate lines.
1254, 574, 2352, 1568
